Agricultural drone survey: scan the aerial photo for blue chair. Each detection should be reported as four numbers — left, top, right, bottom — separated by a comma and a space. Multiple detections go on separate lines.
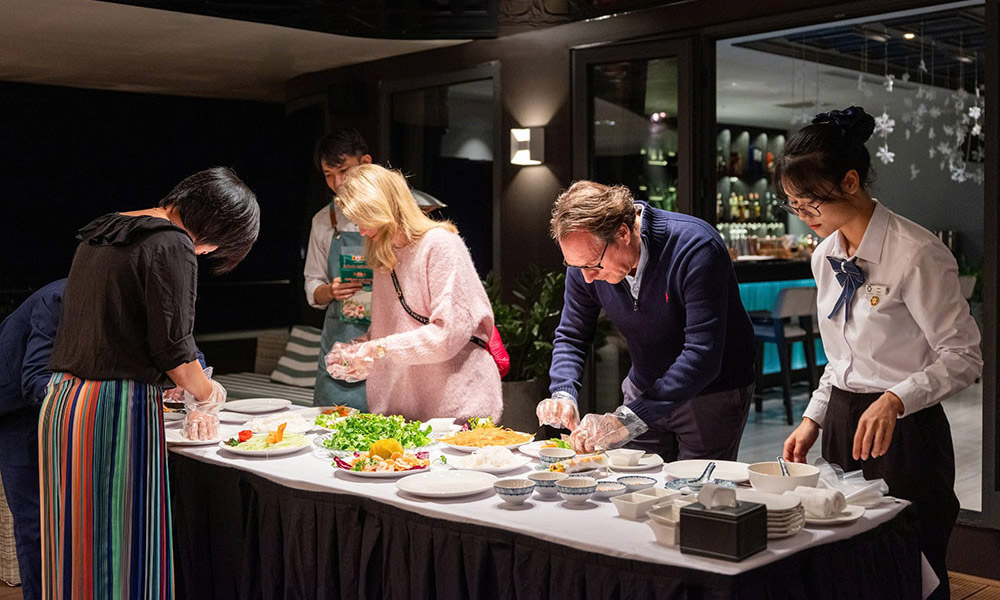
750, 286, 818, 425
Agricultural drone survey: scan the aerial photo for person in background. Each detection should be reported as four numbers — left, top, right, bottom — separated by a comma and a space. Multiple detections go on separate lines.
325, 164, 502, 423
537, 181, 756, 459
304, 128, 372, 409
40, 167, 259, 599
780, 106, 982, 600
0, 279, 207, 600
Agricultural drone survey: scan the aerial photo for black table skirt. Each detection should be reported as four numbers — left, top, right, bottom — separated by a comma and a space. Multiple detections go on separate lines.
169, 453, 923, 600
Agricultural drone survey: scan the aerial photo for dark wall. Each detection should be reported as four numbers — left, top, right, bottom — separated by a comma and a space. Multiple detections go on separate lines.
0, 81, 314, 332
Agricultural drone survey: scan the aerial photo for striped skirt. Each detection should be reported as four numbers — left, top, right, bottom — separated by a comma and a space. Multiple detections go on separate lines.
39, 373, 173, 600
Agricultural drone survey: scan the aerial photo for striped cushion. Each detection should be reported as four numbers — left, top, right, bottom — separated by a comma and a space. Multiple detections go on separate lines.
269, 325, 322, 388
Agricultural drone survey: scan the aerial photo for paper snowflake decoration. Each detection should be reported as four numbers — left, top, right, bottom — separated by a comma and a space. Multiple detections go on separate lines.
901, 72, 911, 83
919, 58, 927, 73
969, 106, 982, 120
971, 123, 982, 137
874, 112, 895, 136
929, 147, 937, 159
876, 145, 895, 164
910, 164, 920, 180
884, 74, 895, 92
928, 127, 936, 140
943, 124, 955, 138
929, 106, 942, 119
905, 129, 911, 140
950, 162, 968, 183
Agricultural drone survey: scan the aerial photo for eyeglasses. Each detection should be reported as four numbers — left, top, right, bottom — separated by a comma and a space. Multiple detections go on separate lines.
780, 200, 824, 218
563, 241, 609, 271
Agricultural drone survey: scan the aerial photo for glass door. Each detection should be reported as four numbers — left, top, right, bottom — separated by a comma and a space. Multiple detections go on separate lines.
572, 39, 696, 215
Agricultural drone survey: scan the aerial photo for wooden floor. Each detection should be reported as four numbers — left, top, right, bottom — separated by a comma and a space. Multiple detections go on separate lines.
2, 573, 998, 598
738, 380, 983, 511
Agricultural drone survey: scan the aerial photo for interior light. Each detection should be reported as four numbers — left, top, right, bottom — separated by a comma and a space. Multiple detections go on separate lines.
510, 127, 544, 166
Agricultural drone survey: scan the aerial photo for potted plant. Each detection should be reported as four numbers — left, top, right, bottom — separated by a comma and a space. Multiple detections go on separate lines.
485, 265, 609, 433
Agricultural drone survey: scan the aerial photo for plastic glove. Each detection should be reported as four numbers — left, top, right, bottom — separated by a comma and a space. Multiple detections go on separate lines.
569, 405, 648, 454
325, 341, 380, 382
181, 371, 226, 441
536, 391, 580, 430
162, 386, 185, 403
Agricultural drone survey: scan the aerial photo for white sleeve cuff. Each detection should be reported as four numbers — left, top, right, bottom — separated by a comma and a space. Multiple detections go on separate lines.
305, 280, 329, 309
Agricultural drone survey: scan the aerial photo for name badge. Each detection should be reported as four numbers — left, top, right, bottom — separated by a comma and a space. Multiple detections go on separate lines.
866, 284, 888, 307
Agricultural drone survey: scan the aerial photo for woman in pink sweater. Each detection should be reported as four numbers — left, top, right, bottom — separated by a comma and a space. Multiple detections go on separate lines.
325, 164, 502, 423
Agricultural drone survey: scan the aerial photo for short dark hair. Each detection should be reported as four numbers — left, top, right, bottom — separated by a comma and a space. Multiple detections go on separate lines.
314, 128, 369, 171
160, 167, 260, 274
776, 105, 877, 204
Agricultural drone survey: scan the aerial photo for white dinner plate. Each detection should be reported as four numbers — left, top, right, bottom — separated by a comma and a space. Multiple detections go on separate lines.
162, 411, 184, 422
767, 526, 803, 539
165, 429, 224, 446
439, 435, 534, 453
217, 435, 311, 457
518, 440, 573, 458
803, 504, 866, 525
337, 465, 431, 479
664, 459, 750, 484
223, 398, 293, 414
447, 454, 533, 474
608, 453, 665, 472
396, 470, 498, 498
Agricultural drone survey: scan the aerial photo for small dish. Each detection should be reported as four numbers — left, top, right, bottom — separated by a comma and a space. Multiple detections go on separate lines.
538, 447, 576, 466
634, 487, 681, 505
555, 476, 597, 505
748, 462, 820, 494
646, 519, 680, 546
617, 475, 657, 493
528, 471, 568, 497
493, 478, 535, 505
606, 448, 644, 466
610, 492, 660, 520
647, 504, 681, 527
593, 480, 627, 500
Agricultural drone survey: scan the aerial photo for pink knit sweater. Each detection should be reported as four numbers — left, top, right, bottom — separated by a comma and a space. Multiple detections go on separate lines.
367, 227, 503, 423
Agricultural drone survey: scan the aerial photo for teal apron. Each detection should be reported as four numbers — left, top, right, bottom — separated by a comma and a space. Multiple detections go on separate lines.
313, 206, 368, 409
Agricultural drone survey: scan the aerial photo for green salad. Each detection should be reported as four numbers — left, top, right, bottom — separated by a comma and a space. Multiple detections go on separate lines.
227, 432, 308, 451
321, 413, 431, 452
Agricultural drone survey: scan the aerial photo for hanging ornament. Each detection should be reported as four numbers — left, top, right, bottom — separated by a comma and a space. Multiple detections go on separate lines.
928, 126, 936, 140
909, 164, 920, 180
919, 58, 927, 73
901, 72, 911, 83
905, 129, 911, 140
874, 112, 895, 136
876, 145, 895, 164
884, 74, 895, 92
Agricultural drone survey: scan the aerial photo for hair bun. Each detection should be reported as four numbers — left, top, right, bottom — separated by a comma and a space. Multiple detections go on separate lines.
812, 106, 875, 145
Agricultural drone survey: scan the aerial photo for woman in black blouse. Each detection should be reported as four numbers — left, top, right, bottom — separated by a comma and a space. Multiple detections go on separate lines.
40, 167, 259, 599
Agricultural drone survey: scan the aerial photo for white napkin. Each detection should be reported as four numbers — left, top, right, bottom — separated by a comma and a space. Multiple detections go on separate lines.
697, 483, 738, 509
784, 486, 847, 518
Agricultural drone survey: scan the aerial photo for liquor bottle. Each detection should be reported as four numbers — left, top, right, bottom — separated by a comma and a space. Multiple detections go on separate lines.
753, 193, 761, 220
716, 193, 724, 222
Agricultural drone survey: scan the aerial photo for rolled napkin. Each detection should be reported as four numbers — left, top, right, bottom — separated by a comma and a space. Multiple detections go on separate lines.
784, 486, 847, 518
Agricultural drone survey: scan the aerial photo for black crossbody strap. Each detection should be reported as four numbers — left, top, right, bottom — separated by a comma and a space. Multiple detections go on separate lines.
391, 270, 487, 349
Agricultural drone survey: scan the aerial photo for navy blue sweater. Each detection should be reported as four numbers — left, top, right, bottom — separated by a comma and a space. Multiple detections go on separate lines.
0, 279, 66, 416
549, 205, 755, 425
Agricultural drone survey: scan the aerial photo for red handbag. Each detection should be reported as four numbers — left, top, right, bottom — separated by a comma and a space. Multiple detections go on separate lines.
391, 271, 511, 378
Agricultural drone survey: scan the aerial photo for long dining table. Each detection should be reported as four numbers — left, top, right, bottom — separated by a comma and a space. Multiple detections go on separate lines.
167, 423, 925, 600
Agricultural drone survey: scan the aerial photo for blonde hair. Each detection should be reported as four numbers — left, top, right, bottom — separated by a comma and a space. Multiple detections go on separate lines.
335, 164, 457, 271
550, 180, 637, 243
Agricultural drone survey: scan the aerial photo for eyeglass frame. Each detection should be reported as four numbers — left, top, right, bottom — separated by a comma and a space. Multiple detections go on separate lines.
563, 240, 610, 271
780, 199, 825, 218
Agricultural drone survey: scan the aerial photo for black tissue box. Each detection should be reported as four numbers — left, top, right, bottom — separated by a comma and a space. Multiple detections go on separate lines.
679, 500, 767, 561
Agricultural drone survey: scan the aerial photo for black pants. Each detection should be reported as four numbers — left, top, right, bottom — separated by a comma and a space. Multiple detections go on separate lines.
823, 387, 959, 600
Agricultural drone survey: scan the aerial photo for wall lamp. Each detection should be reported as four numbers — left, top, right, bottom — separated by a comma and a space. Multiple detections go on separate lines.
510, 127, 544, 165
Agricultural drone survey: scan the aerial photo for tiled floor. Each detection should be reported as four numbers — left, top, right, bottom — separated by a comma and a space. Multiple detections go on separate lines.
738, 380, 983, 511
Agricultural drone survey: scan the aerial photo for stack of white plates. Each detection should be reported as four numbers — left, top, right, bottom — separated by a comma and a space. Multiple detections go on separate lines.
735, 489, 805, 539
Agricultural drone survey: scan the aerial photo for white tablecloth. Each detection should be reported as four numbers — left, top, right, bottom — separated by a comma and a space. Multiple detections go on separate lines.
169, 424, 912, 578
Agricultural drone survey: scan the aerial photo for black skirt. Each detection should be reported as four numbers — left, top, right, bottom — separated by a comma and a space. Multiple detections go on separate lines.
822, 387, 959, 600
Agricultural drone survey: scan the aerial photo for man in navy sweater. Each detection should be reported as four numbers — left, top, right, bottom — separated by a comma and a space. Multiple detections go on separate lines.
537, 181, 756, 460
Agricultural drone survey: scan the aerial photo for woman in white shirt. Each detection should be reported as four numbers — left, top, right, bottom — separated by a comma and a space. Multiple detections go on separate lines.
780, 106, 982, 600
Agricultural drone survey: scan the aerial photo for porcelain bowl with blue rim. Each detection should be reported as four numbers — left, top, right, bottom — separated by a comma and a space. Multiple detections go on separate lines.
556, 476, 598, 504
493, 478, 536, 505
528, 471, 568, 497
538, 447, 576, 466
617, 475, 657, 493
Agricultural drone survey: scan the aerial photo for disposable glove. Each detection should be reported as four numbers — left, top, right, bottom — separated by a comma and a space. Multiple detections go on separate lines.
181, 368, 226, 441
536, 391, 580, 430
569, 405, 648, 454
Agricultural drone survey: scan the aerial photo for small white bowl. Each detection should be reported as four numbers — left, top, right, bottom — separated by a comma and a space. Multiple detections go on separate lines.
748, 462, 820, 494
610, 492, 660, 520
556, 476, 597, 504
593, 480, 627, 500
539, 447, 576, 466
606, 448, 644, 466
425, 417, 457, 434
528, 471, 568, 497
646, 519, 680, 546
617, 475, 657, 493
493, 478, 535, 505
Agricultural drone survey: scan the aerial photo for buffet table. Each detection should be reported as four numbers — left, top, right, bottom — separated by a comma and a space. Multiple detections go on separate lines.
168, 430, 924, 600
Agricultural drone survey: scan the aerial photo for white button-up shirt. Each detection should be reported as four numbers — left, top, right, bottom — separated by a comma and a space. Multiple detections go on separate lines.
802, 200, 982, 427
303, 203, 360, 309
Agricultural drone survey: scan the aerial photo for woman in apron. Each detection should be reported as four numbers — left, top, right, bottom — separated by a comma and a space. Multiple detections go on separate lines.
780, 107, 982, 600
313, 201, 369, 410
